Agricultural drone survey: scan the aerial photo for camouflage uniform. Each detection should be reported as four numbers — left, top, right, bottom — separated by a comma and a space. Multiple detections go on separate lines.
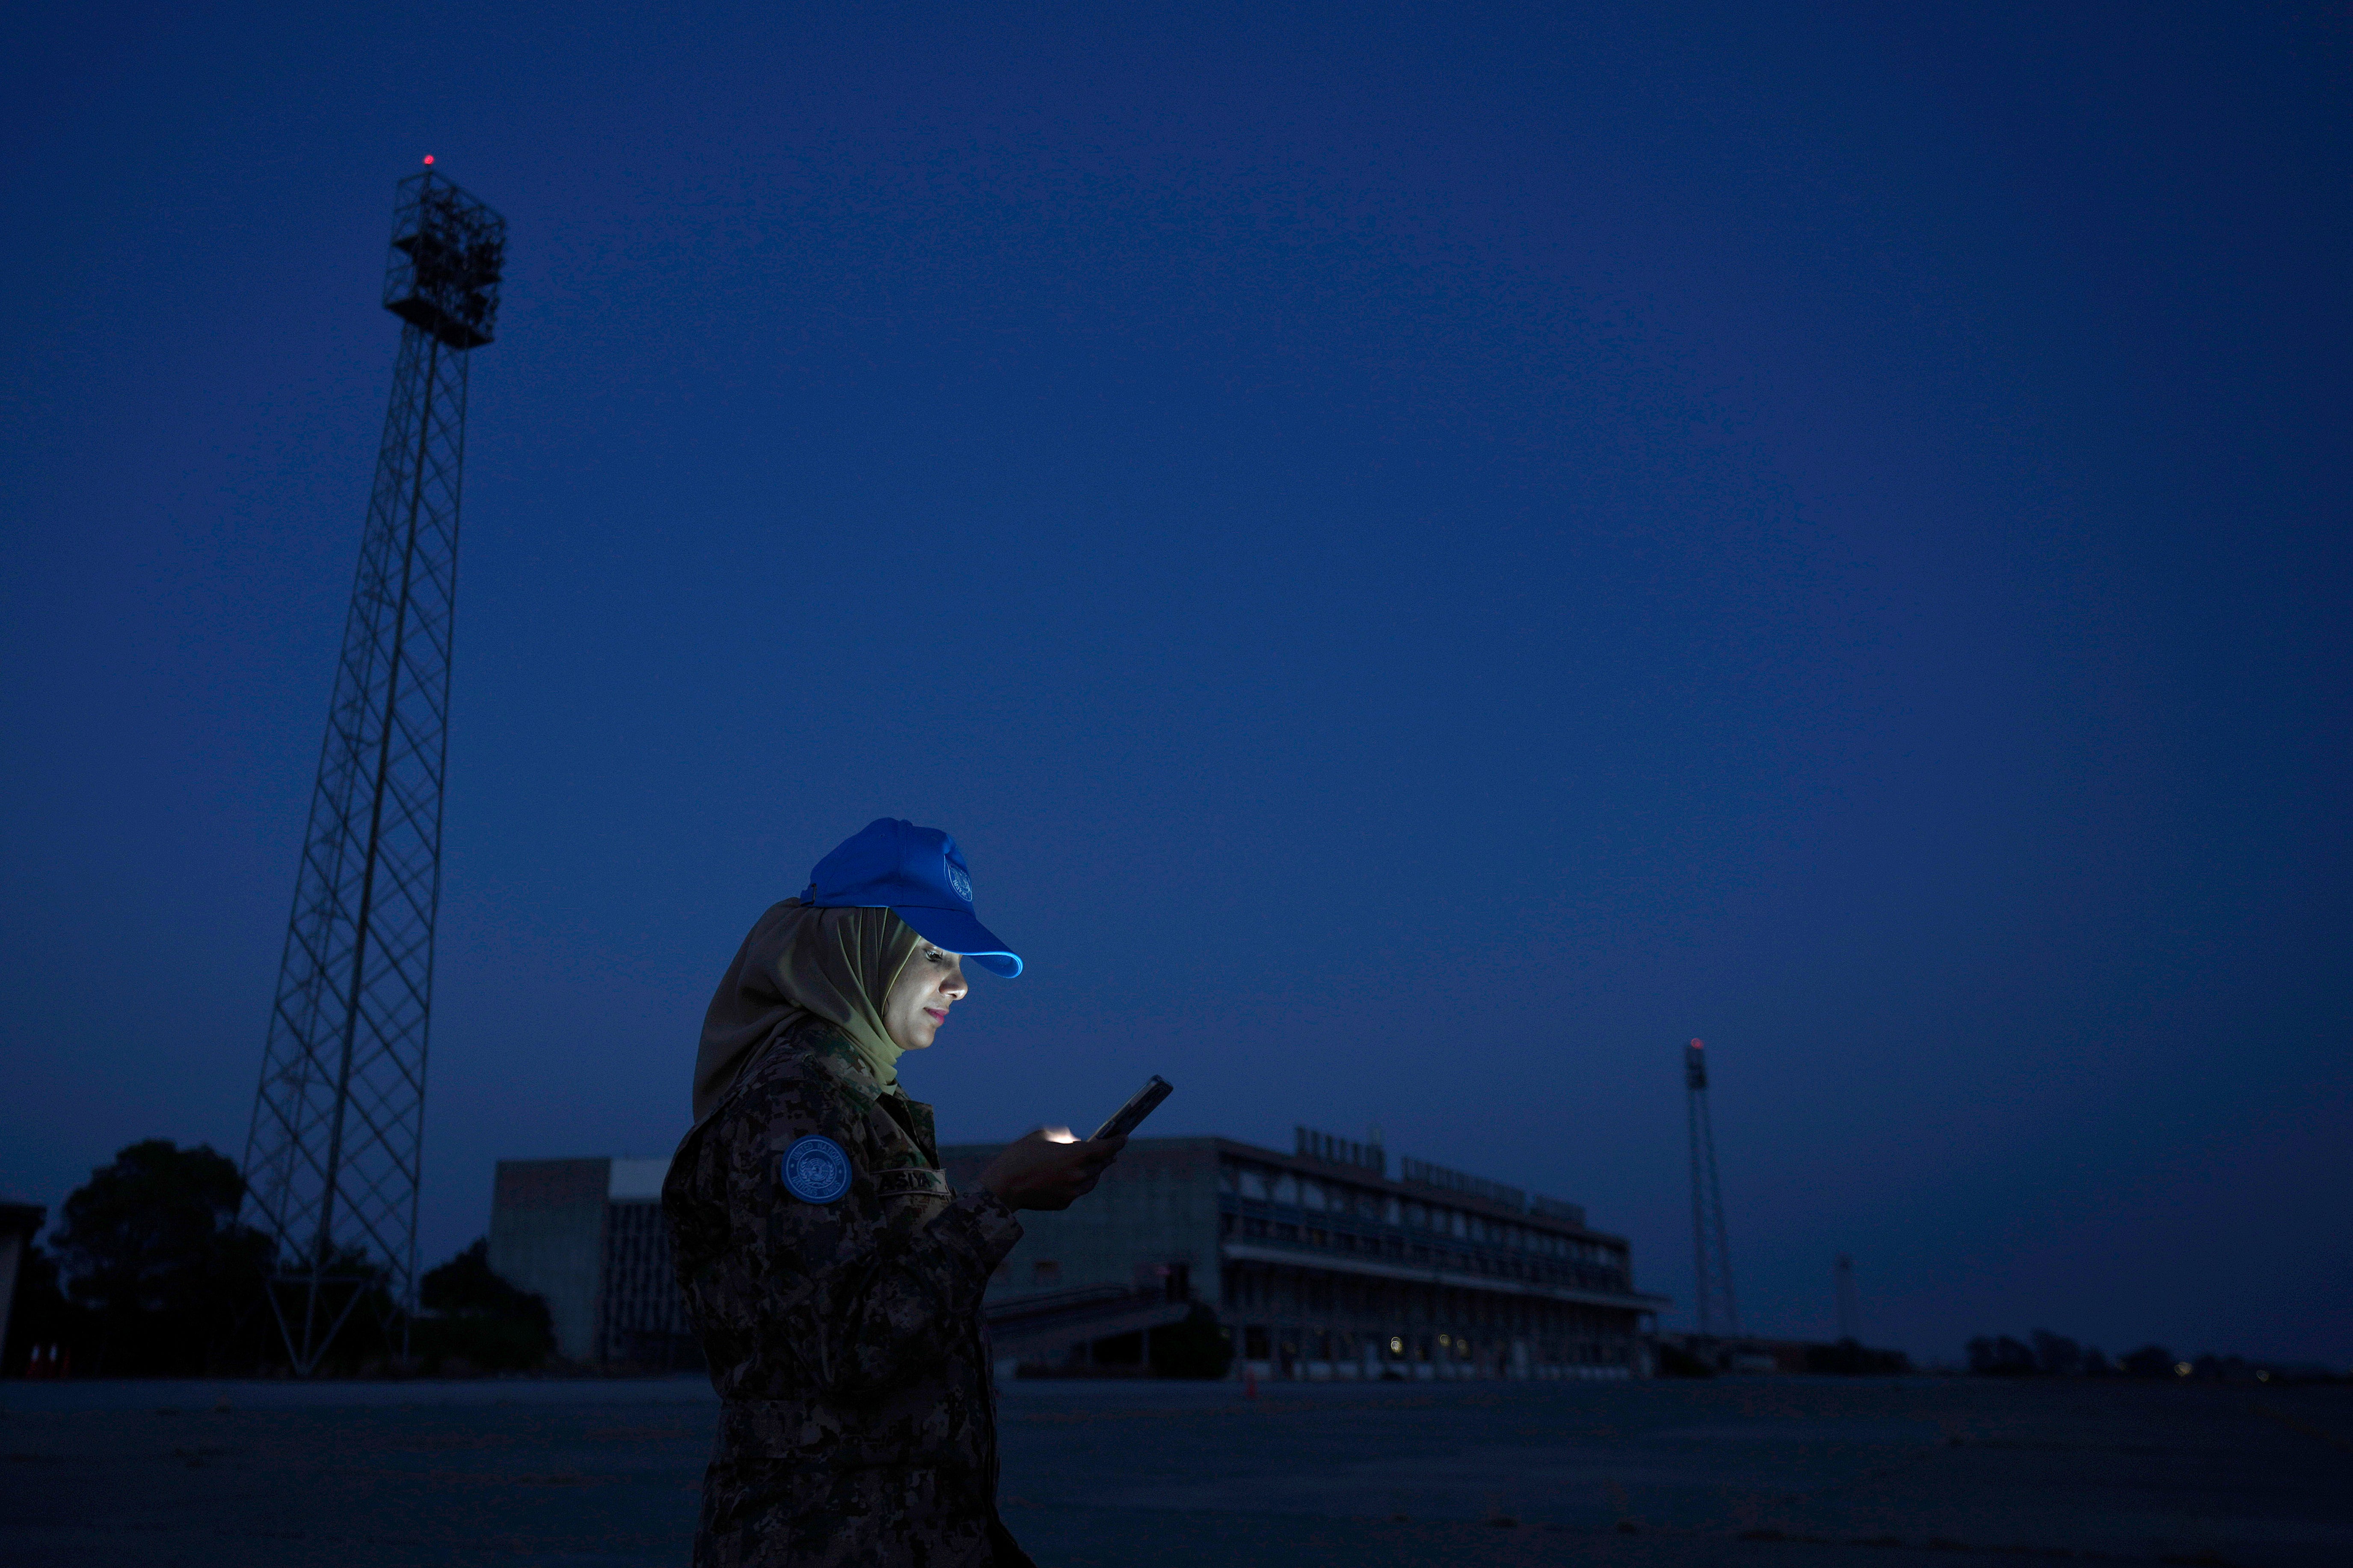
664, 1016, 1030, 1567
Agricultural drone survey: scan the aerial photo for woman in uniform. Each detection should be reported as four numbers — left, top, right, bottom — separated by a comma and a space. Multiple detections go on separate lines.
664, 818, 1123, 1568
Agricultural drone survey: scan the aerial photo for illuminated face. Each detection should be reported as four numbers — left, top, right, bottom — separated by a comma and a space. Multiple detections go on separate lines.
883, 939, 968, 1051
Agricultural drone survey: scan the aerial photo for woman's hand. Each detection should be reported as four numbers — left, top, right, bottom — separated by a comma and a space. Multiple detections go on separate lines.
978, 1127, 1126, 1212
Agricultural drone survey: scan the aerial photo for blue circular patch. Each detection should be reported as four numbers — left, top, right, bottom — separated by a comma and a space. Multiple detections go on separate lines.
780, 1135, 854, 1204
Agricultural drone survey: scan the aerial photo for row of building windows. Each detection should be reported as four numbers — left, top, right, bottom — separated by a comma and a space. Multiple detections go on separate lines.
1222, 1207, 1632, 1293
1222, 1260, 1639, 1379
1223, 1258, 1634, 1334
1222, 1162, 1624, 1270
600, 1201, 696, 1367
1237, 1325, 1631, 1367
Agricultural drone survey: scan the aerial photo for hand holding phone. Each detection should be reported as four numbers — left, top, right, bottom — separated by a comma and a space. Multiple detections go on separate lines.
979, 1077, 1171, 1213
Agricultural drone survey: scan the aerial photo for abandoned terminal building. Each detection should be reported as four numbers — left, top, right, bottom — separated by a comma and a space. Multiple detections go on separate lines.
488, 1127, 1666, 1379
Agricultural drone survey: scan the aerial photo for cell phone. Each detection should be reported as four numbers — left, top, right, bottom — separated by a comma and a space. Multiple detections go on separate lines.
1091, 1075, 1173, 1141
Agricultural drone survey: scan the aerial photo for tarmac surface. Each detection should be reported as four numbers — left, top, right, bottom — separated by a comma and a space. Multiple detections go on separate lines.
3, 1373, 2348, 1567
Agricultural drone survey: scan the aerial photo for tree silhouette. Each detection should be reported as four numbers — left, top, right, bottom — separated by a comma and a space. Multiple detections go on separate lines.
51, 1139, 275, 1374
411, 1239, 554, 1371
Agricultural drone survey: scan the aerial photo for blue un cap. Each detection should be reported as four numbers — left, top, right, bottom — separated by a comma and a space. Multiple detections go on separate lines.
802, 818, 1023, 978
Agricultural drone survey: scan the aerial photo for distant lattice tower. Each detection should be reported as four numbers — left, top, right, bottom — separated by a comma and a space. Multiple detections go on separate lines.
240, 165, 506, 1373
1684, 1038, 1740, 1338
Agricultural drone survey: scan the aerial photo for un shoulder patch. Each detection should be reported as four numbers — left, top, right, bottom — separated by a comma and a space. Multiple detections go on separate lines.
779, 1135, 854, 1204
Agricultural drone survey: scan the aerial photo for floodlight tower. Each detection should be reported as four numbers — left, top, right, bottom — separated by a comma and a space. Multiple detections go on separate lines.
240, 165, 506, 1373
1684, 1038, 1740, 1338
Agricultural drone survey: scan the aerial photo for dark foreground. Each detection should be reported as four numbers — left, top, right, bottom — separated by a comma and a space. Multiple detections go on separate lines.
3, 1375, 2348, 1567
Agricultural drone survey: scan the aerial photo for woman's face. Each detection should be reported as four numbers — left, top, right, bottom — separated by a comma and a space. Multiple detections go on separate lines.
883, 940, 968, 1051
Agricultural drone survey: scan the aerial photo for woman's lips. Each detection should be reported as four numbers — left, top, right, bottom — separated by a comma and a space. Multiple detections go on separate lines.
924, 1008, 947, 1024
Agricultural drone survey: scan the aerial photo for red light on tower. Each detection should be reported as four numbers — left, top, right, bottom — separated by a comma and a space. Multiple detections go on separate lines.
422, 154, 435, 166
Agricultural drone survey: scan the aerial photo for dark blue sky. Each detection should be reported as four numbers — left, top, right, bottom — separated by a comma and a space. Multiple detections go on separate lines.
3, 3, 2346, 1366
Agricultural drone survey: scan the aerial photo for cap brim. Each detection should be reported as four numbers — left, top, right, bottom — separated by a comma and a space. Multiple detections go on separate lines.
894, 905, 1022, 978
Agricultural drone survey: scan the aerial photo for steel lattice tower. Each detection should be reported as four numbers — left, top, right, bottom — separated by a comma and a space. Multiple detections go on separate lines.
1684, 1038, 1740, 1338
241, 167, 505, 1373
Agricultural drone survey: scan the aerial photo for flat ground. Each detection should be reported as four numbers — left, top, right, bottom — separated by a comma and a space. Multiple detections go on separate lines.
3, 1374, 2348, 1567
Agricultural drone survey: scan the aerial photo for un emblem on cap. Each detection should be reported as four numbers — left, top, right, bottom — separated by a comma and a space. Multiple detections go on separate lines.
947, 861, 973, 903
780, 1135, 853, 1204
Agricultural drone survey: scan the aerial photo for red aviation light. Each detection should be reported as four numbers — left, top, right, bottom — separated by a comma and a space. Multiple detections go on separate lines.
422, 154, 435, 165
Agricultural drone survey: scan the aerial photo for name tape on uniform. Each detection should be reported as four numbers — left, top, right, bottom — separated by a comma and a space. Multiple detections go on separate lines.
875, 1167, 953, 1201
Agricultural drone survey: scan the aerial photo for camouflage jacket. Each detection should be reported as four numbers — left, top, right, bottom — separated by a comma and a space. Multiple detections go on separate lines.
664, 1017, 1028, 1567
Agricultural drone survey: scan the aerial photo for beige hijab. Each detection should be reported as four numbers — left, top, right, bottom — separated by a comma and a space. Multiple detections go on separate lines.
691, 900, 922, 1124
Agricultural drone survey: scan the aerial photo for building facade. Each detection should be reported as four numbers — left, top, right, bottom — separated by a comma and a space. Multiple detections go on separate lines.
486, 1156, 695, 1367
489, 1130, 1665, 1380
940, 1129, 1667, 1380
0, 1202, 44, 1369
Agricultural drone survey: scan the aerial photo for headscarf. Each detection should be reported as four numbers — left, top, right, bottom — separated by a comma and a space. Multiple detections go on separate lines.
691, 899, 922, 1124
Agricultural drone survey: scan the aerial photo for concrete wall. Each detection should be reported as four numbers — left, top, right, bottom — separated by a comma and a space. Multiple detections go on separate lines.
487, 1159, 608, 1361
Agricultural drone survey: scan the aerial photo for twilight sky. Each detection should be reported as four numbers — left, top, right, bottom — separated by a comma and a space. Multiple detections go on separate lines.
2, 2, 2345, 1367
